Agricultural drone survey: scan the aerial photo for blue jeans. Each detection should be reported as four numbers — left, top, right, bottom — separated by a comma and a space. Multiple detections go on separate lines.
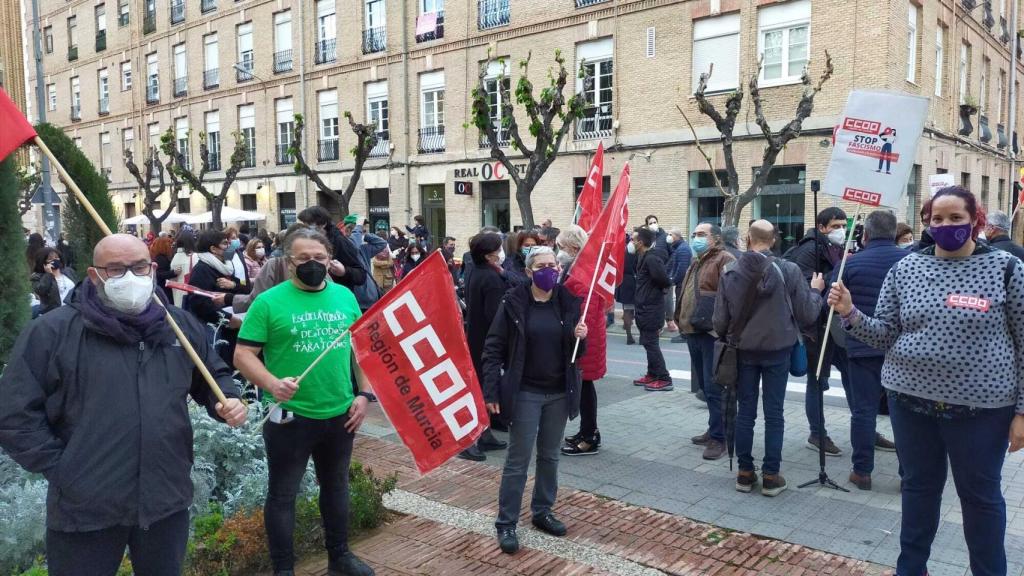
496, 391, 569, 529
735, 354, 790, 475
847, 356, 884, 475
689, 333, 723, 442
889, 398, 1014, 576
805, 336, 851, 439
686, 337, 703, 393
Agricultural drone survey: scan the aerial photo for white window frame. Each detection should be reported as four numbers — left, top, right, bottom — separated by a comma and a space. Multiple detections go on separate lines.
366, 81, 389, 134
420, 71, 445, 129
316, 0, 336, 42
421, 0, 443, 14
981, 57, 989, 112
959, 41, 969, 106
70, 76, 80, 109
692, 13, 741, 93
174, 43, 187, 81
121, 61, 132, 91
122, 127, 134, 156
756, 0, 810, 86
237, 22, 253, 69
318, 90, 339, 139
47, 84, 56, 111
906, 3, 917, 83
274, 10, 292, 54
997, 69, 1006, 123
95, 4, 107, 34
204, 34, 218, 72
366, 0, 385, 29
934, 26, 944, 97
100, 131, 111, 170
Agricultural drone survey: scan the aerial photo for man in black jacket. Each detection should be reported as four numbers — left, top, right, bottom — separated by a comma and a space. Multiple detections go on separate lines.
298, 206, 367, 289
634, 227, 673, 391
983, 210, 1024, 260
0, 234, 246, 576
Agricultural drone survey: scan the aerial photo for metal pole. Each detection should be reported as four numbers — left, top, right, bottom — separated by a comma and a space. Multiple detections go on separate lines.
1009, 0, 1020, 219
31, 0, 59, 244
297, 0, 308, 212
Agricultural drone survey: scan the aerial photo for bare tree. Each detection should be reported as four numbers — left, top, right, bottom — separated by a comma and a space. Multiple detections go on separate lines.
470, 50, 591, 229
160, 129, 248, 230
15, 165, 40, 216
124, 147, 180, 233
290, 112, 379, 219
679, 51, 834, 226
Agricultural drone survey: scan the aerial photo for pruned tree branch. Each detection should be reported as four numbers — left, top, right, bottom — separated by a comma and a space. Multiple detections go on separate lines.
675, 104, 728, 200
16, 165, 40, 216
161, 128, 247, 229
290, 112, 379, 218
124, 147, 178, 232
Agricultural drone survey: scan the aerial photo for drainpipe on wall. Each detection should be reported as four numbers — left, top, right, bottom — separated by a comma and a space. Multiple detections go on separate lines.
1008, 0, 1019, 221
298, 0, 308, 209
402, 0, 412, 223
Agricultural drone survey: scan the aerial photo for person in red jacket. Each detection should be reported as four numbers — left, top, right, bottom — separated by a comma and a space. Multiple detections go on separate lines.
556, 225, 608, 456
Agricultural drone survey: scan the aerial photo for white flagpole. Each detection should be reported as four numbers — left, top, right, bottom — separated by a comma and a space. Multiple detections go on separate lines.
570, 240, 608, 363
815, 208, 863, 379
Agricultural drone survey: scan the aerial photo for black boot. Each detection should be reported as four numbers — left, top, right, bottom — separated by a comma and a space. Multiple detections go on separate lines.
457, 444, 486, 461
478, 428, 507, 451
328, 551, 375, 576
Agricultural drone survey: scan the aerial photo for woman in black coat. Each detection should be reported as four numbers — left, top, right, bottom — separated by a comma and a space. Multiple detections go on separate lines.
30, 247, 78, 316
401, 243, 425, 278
188, 230, 251, 368
482, 246, 588, 555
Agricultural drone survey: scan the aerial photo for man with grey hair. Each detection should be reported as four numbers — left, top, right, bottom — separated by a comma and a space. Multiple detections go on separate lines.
983, 210, 1024, 260
720, 225, 743, 259
828, 210, 904, 490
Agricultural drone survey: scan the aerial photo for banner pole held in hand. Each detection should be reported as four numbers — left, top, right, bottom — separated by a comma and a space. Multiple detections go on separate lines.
260, 328, 352, 426
33, 135, 230, 405
814, 209, 863, 381
571, 241, 607, 364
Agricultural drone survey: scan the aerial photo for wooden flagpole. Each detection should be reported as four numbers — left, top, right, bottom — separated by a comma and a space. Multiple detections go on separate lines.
259, 328, 352, 426
814, 208, 863, 380
34, 135, 229, 405
570, 240, 607, 363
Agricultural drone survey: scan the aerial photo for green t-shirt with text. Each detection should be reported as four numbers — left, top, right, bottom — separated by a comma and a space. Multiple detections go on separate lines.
238, 280, 361, 419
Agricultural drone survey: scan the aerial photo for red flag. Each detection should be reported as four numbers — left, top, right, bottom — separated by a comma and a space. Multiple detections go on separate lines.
0, 88, 37, 162
350, 251, 487, 475
565, 163, 631, 311
576, 142, 605, 232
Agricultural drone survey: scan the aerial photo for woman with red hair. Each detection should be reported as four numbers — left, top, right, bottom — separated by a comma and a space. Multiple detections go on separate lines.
149, 235, 177, 300
829, 186, 1024, 576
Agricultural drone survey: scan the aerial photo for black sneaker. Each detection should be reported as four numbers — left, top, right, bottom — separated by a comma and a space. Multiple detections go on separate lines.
327, 551, 375, 576
497, 527, 519, 554
561, 436, 599, 456
532, 512, 567, 537
478, 429, 507, 451
806, 435, 842, 457
457, 445, 486, 462
564, 431, 584, 445
736, 470, 758, 493
761, 474, 787, 497
874, 433, 897, 453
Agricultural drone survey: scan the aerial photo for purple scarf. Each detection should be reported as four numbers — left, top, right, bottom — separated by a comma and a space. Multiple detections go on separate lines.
78, 279, 170, 345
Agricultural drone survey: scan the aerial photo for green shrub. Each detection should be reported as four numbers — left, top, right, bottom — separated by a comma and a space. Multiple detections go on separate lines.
348, 463, 397, 532
0, 157, 30, 371
0, 453, 46, 576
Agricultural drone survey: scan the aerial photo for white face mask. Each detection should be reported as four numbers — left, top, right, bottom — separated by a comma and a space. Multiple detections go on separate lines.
899, 241, 915, 250
827, 228, 847, 246
626, 242, 637, 255
254, 248, 266, 258
496, 249, 506, 265
100, 272, 154, 315
410, 253, 421, 261
648, 222, 659, 232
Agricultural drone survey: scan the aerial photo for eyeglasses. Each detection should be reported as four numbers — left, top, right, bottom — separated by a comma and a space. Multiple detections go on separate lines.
290, 255, 331, 265
96, 262, 152, 279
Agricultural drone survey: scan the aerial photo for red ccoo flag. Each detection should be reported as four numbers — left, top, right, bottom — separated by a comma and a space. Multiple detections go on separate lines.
575, 142, 605, 232
565, 163, 631, 311
0, 88, 37, 163
349, 251, 487, 475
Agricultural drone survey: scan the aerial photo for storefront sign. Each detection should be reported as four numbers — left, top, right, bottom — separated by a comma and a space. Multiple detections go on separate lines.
453, 162, 527, 181
454, 181, 473, 196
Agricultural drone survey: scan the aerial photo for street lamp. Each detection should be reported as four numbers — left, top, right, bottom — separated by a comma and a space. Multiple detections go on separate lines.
232, 63, 267, 84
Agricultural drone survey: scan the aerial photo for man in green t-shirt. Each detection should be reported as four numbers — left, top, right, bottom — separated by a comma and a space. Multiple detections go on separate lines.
235, 228, 375, 576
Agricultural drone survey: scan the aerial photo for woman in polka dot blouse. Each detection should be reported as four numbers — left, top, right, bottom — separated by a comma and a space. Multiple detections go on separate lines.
829, 186, 1024, 576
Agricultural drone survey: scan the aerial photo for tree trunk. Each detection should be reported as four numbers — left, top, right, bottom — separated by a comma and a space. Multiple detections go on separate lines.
211, 198, 224, 230
147, 217, 163, 234
337, 194, 351, 221
515, 182, 536, 230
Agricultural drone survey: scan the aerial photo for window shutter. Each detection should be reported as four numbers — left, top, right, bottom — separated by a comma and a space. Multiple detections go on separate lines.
646, 27, 656, 58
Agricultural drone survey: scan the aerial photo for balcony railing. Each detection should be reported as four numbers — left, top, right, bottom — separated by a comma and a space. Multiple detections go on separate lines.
315, 38, 337, 64
203, 68, 219, 89
418, 125, 445, 153
173, 76, 187, 97
369, 131, 390, 157
576, 113, 613, 140
70, 104, 81, 121
170, 0, 185, 24
68, 45, 78, 61
416, 11, 444, 43
207, 150, 221, 171
478, 0, 509, 29
95, 30, 106, 52
276, 143, 293, 165
479, 127, 510, 149
143, 12, 156, 34
273, 50, 293, 73
318, 137, 339, 161
146, 81, 159, 103
575, 0, 609, 6
201, 0, 215, 12
236, 60, 254, 83
362, 26, 386, 54
98, 97, 109, 114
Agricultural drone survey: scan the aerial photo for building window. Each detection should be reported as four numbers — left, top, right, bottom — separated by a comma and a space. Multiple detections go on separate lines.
318, 90, 339, 161
121, 61, 132, 91
205, 111, 221, 170
239, 104, 255, 168
906, 3, 917, 82
201, 0, 216, 12
419, 71, 445, 153
997, 69, 1006, 124
148, 122, 160, 151
276, 98, 294, 165
144, 0, 156, 34
906, 165, 920, 231
95, 4, 107, 52
146, 52, 159, 103
44, 26, 53, 53
982, 175, 991, 208
173, 43, 188, 97
99, 131, 112, 179
757, 0, 809, 84
416, 0, 444, 42
315, 0, 337, 64
278, 192, 296, 229
98, 68, 109, 114
273, 11, 293, 73
364, 0, 387, 53
576, 38, 613, 140
236, 23, 253, 82
692, 13, 740, 93
755, 165, 806, 254
999, 178, 1006, 210
959, 42, 970, 105
122, 127, 134, 157
47, 83, 56, 111
67, 16, 78, 60
367, 81, 389, 157
175, 117, 189, 168
478, 0, 509, 30
480, 60, 510, 148
170, 0, 185, 24
934, 25, 944, 97
981, 57, 990, 113
70, 76, 81, 120
118, 0, 129, 26
688, 170, 729, 233
204, 34, 219, 89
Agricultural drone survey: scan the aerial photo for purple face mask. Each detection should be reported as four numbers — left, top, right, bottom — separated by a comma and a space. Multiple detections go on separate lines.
532, 266, 560, 292
929, 223, 974, 252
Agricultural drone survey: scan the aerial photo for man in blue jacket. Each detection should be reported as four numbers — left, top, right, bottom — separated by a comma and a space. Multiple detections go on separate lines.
829, 210, 906, 491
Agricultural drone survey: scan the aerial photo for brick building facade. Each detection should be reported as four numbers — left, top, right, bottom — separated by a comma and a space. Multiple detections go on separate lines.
24, 0, 1024, 248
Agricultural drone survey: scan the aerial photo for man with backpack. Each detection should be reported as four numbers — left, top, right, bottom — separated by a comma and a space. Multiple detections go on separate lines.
715, 220, 824, 496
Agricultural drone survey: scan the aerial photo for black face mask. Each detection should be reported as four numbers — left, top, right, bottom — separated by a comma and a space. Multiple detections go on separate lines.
295, 260, 327, 287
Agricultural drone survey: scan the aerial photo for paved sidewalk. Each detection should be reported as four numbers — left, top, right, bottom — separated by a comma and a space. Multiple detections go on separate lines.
295, 437, 888, 576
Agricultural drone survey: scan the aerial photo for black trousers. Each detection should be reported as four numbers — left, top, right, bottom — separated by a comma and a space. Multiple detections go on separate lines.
578, 379, 597, 436
640, 328, 671, 381
46, 509, 190, 576
264, 413, 355, 571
